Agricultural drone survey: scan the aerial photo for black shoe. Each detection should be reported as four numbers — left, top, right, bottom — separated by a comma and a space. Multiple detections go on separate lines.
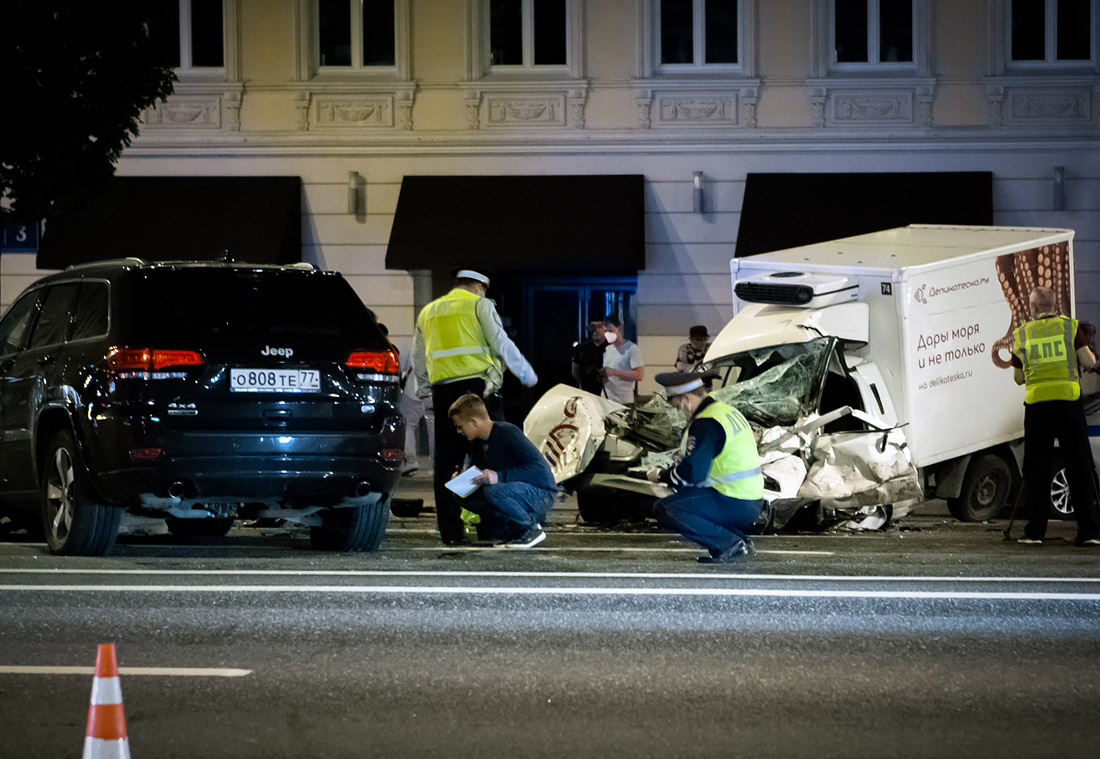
697, 539, 754, 564
1075, 534, 1100, 547
1016, 537, 1043, 545
503, 525, 546, 549
441, 534, 467, 546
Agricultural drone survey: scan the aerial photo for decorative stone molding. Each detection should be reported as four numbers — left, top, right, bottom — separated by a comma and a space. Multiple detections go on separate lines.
985, 79, 1098, 127
634, 81, 761, 130
142, 86, 245, 132
464, 80, 589, 130
314, 96, 394, 128
485, 95, 566, 127
807, 79, 936, 128
298, 84, 418, 131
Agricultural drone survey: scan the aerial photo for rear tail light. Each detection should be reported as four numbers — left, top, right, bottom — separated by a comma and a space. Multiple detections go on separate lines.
107, 347, 204, 377
346, 349, 400, 381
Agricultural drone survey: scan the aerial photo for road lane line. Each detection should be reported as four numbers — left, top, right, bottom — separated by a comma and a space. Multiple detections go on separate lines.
3, 569, 1100, 583
2, 584, 1099, 600
0, 666, 252, 677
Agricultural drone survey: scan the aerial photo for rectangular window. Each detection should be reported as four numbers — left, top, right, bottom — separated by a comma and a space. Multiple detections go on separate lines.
191, 0, 225, 67
489, 0, 567, 68
70, 283, 110, 342
318, 0, 397, 69
833, 0, 913, 65
1012, 0, 1094, 63
146, 0, 226, 71
659, 0, 739, 67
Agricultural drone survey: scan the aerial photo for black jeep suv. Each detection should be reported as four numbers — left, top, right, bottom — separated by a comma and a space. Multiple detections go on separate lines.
0, 259, 404, 555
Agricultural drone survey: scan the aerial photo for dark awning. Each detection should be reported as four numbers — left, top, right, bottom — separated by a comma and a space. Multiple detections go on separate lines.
735, 172, 994, 257
37, 176, 302, 268
385, 175, 645, 274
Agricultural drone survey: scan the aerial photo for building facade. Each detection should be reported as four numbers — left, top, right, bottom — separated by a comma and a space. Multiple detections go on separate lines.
2, 0, 1098, 400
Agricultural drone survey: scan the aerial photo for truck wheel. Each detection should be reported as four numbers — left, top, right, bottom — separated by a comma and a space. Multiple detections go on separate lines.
166, 517, 234, 538
1047, 458, 1075, 520
947, 454, 1013, 522
41, 430, 120, 556
310, 500, 389, 552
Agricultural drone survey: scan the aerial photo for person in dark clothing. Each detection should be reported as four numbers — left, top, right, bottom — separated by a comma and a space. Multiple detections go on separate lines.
571, 316, 607, 394
448, 393, 558, 548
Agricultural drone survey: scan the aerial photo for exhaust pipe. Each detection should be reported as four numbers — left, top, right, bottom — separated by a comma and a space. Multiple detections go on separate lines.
353, 482, 371, 498
167, 482, 185, 499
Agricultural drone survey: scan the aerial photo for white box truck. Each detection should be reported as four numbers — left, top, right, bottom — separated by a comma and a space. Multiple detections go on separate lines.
707, 224, 1078, 523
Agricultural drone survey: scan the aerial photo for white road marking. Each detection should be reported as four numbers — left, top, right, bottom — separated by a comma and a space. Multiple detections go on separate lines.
0, 666, 252, 677
1, 584, 1098, 601
2, 568, 1099, 583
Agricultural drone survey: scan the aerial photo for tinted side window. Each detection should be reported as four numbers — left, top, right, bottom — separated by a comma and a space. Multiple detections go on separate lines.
26, 283, 79, 349
0, 292, 42, 356
70, 282, 110, 341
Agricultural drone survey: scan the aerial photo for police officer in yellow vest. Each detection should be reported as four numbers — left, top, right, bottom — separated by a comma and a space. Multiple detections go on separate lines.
1011, 286, 1100, 547
648, 371, 767, 563
413, 266, 538, 545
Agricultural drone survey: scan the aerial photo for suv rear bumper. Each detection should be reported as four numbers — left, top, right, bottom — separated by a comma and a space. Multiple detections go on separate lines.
87, 431, 403, 507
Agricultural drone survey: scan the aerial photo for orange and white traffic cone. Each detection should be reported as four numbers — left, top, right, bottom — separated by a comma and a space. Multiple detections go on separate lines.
82, 643, 131, 759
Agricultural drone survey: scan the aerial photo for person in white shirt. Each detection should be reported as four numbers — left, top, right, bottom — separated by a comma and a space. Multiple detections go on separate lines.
600, 315, 644, 405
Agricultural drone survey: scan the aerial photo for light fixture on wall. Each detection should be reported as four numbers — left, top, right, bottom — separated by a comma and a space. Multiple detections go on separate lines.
348, 170, 361, 215
1053, 166, 1065, 211
693, 171, 704, 214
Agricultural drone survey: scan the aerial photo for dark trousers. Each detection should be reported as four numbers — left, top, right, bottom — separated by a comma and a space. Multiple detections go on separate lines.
465, 482, 556, 541
654, 487, 764, 556
431, 378, 504, 543
1023, 398, 1100, 540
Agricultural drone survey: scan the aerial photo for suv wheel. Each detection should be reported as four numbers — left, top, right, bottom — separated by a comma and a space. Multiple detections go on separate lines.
309, 499, 389, 552
41, 430, 120, 556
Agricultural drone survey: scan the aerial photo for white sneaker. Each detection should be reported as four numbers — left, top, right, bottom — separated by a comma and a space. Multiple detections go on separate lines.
504, 525, 546, 549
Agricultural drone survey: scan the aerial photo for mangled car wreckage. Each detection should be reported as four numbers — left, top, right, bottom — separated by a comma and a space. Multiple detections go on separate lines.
526, 225, 1088, 531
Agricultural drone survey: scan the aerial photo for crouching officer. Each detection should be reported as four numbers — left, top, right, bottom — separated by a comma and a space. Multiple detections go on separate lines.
649, 371, 766, 563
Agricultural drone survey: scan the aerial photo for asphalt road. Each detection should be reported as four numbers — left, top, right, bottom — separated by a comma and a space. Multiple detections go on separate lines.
1, 501, 1099, 759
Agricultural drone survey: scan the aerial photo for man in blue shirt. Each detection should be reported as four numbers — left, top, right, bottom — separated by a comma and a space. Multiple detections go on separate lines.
449, 393, 558, 548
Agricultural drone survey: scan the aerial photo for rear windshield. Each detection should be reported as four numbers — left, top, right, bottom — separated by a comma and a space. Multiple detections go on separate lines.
121, 268, 382, 344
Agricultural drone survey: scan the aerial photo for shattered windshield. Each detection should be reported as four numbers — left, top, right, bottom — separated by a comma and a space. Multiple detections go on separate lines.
708, 337, 834, 427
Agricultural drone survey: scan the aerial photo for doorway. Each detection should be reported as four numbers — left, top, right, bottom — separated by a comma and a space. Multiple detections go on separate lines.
492, 276, 637, 422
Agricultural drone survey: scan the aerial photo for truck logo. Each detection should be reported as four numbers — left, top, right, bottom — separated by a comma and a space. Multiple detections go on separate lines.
913, 285, 927, 305
261, 345, 294, 358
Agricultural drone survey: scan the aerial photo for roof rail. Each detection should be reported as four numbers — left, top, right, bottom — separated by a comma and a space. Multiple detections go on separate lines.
63, 257, 147, 272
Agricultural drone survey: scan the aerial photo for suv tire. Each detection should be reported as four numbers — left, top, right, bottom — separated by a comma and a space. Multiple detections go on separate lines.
41, 430, 120, 556
309, 499, 389, 552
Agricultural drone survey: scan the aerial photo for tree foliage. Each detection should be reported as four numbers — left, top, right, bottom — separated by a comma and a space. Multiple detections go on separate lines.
0, 2, 177, 223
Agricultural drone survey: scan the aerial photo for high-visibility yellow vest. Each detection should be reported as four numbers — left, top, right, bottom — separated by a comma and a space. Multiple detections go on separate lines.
417, 288, 502, 384
681, 400, 764, 500
1013, 315, 1080, 403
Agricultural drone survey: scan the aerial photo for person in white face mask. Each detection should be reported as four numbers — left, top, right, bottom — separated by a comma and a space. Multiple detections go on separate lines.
599, 315, 644, 404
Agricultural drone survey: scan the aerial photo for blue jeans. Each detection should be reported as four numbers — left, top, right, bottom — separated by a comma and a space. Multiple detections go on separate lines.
654, 487, 764, 555
465, 481, 556, 540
